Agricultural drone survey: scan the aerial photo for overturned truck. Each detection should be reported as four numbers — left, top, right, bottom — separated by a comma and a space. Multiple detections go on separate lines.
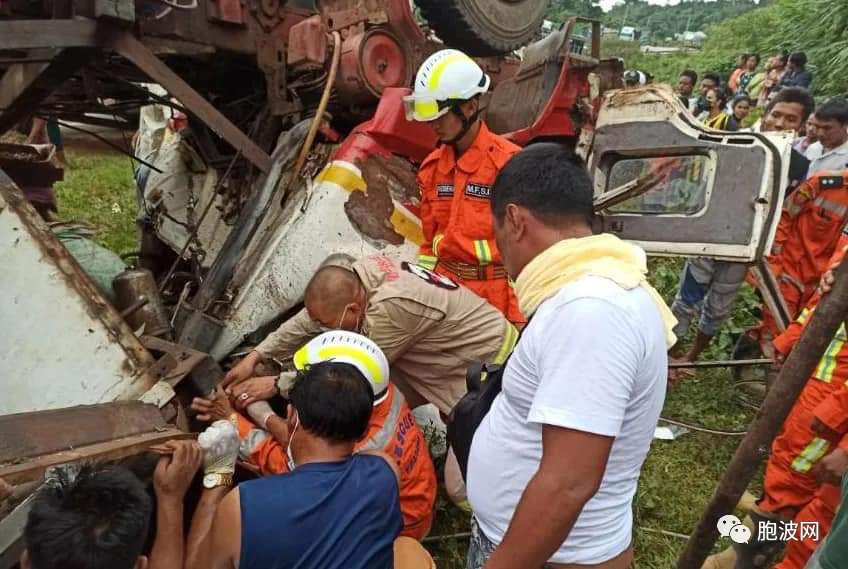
0, 0, 798, 563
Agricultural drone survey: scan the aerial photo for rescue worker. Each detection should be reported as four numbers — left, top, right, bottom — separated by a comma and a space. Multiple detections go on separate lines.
705, 234, 848, 569
403, 49, 524, 324
223, 253, 518, 506
224, 253, 517, 416
226, 332, 437, 541
748, 170, 848, 357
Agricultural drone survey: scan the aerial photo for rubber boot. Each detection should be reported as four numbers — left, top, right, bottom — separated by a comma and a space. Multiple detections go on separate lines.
732, 333, 763, 382
732, 509, 787, 569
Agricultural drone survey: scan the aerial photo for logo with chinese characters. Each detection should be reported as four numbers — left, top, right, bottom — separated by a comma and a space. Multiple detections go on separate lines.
716, 514, 819, 544
758, 520, 819, 543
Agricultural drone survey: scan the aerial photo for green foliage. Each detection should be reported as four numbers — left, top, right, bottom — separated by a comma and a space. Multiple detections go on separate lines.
599, 0, 848, 97
547, 0, 760, 42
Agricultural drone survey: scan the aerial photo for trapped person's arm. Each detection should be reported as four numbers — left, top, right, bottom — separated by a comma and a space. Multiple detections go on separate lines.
484, 298, 641, 569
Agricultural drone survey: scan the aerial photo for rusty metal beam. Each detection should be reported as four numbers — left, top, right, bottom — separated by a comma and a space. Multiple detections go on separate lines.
0, 48, 95, 135
110, 31, 272, 173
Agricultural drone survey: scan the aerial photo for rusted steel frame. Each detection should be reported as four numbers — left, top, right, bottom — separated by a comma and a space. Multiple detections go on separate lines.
141, 335, 224, 396
0, 172, 158, 379
0, 48, 96, 134
676, 259, 848, 569
109, 30, 272, 173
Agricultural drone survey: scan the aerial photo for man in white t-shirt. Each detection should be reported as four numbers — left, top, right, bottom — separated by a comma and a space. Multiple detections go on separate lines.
804, 97, 848, 176
465, 143, 673, 569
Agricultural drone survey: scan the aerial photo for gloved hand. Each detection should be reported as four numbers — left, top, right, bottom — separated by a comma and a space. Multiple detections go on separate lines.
198, 420, 240, 476
246, 400, 277, 429
277, 371, 298, 398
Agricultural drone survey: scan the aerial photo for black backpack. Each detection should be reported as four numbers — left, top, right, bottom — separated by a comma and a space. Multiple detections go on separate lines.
447, 363, 505, 481
446, 320, 528, 481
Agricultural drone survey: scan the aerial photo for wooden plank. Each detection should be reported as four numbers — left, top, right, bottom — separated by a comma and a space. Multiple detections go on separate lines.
0, 20, 104, 50
0, 47, 95, 135
110, 31, 272, 173
0, 429, 192, 485
0, 495, 32, 569
0, 402, 167, 464
0, 61, 52, 112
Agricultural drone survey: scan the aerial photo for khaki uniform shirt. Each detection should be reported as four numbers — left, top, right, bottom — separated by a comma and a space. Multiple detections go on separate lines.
256, 255, 516, 414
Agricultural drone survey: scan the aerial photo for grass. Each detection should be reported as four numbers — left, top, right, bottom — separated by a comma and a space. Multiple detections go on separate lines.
53, 146, 139, 255
69, 150, 767, 569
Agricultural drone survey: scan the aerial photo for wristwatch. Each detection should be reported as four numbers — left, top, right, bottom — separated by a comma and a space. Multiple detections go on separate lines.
202, 473, 233, 489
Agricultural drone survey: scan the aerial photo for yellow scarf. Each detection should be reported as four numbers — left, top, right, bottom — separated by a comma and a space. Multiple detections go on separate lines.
514, 234, 678, 348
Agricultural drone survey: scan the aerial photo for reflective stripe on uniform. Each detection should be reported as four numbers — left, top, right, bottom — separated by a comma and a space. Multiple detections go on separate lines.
474, 240, 493, 266
797, 308, 812, 325
814, 196, 848, 218
239, 428, 272, 462
779, 271, 805, 292
418, 255, 437, 270
493, 323, 520, 365
360, 389, 405, 451
785, 199, 805, 218
814, 324, 847, 383
791, 437, 830, 473
433, 234, 445, 256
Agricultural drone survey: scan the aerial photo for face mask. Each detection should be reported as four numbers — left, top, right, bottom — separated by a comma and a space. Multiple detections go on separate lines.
286, 414, 300, 471
337, 304, 363, 333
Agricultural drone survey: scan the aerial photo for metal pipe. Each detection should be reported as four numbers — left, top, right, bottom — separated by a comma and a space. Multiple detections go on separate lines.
668, 358, 773, 369
281, 30, 341, 203
676, 260, 848, 569
119, 296, 150, 319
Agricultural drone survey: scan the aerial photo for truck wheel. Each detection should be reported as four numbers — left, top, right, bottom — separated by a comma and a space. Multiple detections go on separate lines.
416, 0, 550, 56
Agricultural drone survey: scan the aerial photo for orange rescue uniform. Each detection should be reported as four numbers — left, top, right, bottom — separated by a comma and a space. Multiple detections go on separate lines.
753, 171, 848, 349
235, 384, 437, 540
759, 236, 848, 569
416, 122, 524, 324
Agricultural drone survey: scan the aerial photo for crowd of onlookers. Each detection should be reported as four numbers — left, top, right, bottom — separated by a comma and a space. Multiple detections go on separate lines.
673, 50, 815, 133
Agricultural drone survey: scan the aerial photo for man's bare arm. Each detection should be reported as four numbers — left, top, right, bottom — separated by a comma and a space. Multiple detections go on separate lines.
483, 426, 613, 569
185, 487, 241, 569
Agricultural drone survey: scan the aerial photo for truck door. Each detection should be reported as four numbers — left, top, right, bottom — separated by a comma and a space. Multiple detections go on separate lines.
588, 85, 795, 326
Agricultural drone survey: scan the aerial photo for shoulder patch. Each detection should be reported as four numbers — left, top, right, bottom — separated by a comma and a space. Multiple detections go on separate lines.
819, 175, 845, 190
465, 182, 492, 200
401, 262, 459, 290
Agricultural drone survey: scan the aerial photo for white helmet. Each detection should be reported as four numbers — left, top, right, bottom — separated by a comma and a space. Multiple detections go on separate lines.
293, 331, 390, 405
403, 48, 491, 122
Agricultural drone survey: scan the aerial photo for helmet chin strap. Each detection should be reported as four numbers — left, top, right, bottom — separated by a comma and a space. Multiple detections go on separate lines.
442, 103, 484, 147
